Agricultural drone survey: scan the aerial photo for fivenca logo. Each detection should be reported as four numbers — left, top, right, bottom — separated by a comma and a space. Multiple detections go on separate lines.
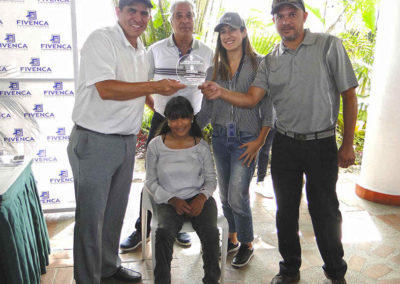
0, 34, 28, 49
17, 11, 49, 27
43, 81, 74, 96
41, 34, 72, 51
50, 170, 74, 184
0, 82, 32, 97
24, 104, 56, 119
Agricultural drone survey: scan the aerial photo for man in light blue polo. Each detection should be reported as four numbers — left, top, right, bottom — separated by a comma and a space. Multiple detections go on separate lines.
199, 0, 358, 283
120, 0, 213, 252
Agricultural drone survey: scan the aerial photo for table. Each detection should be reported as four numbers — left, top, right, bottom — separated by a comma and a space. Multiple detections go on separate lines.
0, 160, 50, 284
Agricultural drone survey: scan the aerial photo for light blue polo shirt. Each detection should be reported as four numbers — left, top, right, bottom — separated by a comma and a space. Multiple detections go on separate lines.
148, 35, 213, 115
252, 29, 358, 134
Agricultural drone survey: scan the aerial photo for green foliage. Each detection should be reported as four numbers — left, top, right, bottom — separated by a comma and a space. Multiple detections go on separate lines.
140, 0, 171, 134
202, 124, 213, 144
194, 0, 210, 37
305, 3, 325, 26
245, 10, 281, 55
141, 105, 154, 134
141, 0, 172, 47
250, 33, 280, 56
344, 0, 378, 31
340, 31, 375, 100
338, 2, 377, 163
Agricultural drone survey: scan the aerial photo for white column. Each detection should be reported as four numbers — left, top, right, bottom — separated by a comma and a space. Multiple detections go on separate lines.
356, 0, 400, 205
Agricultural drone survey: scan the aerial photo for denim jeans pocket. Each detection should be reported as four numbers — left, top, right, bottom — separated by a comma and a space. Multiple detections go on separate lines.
211, 124, 225, 139
238, 131, 256, 145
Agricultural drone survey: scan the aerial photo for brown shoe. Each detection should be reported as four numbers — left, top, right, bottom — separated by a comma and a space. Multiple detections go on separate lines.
271, 273, 300, 284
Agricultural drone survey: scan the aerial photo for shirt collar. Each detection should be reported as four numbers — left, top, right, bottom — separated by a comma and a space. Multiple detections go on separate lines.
166, 34, 199, 50
302, 29, 317, 45
114, 23, 145, 51
278, 29, 316, 54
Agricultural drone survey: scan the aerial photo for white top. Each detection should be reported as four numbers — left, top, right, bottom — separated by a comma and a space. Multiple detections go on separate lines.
145, 136, 217, 204
0, 159, 32, 196
148, 35, 213, 115
72, 23, 149, 135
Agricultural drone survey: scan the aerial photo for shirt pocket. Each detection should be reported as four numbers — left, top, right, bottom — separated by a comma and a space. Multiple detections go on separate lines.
268, 56, 291, 93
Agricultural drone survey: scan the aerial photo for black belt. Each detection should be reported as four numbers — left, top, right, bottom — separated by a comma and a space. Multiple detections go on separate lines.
276, 128, 335, 141
75, 125, 133, 137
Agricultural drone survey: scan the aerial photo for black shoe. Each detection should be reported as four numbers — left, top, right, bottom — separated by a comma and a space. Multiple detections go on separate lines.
324, 271, 346, 284
107, 266, 142, 283
227, 239, 239, 254
270, 273, 300, 284
175, 232, 191, 247
231, 244, 254, 268
329, 280, 347, 284
120, 231, 149, 252
209, 240, 239, 258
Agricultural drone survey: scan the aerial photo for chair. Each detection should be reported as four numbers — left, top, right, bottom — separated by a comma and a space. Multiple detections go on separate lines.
141, 186, 228, 284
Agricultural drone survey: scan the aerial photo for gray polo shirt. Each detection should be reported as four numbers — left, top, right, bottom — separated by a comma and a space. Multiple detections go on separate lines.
252, 29, 358, 134
197, 54, 274, 136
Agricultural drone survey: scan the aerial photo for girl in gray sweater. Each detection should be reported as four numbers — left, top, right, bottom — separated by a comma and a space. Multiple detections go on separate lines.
145, 96, 220, 284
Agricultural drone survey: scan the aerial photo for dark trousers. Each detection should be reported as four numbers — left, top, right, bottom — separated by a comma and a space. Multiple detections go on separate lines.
154, 197, 220, 284
135, 111, 166, 233
257, 128, 276, 182
271, 132, 347, 279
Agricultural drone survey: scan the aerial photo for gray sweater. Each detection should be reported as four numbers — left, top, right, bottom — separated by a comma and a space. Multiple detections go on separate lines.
145, 136, 217, 204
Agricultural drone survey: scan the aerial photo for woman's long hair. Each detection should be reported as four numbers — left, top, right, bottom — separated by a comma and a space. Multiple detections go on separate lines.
211, 27, 258, 81
156, 96, 203, 138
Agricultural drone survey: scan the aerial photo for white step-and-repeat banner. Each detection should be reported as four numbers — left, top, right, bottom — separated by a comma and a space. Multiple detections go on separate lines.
0, 0, 116, 212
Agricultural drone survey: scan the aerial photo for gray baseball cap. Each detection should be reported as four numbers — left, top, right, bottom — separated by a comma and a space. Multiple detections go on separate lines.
214, 12, 245, 32
271, 0, 305, 15
119, 0, 153, 9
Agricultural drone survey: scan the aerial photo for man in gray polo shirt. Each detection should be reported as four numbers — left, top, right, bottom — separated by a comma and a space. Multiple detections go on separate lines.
200, 0, 358, 283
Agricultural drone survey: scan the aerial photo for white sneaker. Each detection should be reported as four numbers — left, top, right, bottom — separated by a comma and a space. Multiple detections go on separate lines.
254, 181, 274, 199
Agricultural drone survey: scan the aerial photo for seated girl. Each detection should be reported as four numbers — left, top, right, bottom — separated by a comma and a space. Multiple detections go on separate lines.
145, 96, 220, 284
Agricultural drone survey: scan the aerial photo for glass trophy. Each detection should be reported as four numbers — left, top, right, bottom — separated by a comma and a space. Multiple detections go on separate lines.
176, 54, 207, 86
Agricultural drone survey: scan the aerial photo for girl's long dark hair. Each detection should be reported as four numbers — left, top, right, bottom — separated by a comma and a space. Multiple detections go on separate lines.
212, 27, 258, 81
156, 96, 203, 138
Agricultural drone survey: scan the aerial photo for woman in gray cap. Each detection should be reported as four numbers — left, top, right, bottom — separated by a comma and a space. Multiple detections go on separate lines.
197, 12, 273, 268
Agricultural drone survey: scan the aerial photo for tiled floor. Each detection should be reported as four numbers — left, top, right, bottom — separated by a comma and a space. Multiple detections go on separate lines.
41, 160, 400, 283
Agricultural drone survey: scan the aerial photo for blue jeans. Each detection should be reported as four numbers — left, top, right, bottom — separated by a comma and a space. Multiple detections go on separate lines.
211, 125, 255, 243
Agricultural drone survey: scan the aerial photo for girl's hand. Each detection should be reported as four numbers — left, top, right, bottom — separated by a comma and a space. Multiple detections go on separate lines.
168, 197, 192, 215
188, 194, 207, 217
